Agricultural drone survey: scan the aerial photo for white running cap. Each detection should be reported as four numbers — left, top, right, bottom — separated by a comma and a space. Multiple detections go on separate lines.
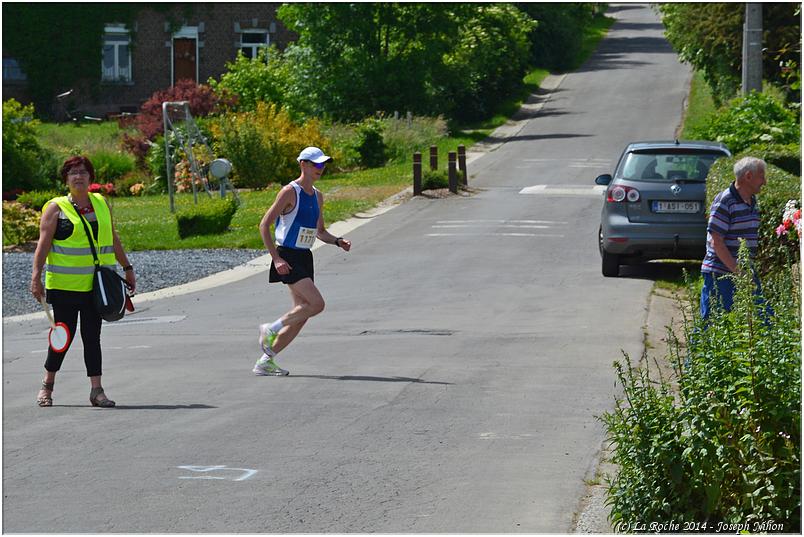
297, 146, 332, 163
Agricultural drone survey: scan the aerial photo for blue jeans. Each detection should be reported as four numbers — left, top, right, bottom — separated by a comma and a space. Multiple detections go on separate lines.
699, 271, 771, 321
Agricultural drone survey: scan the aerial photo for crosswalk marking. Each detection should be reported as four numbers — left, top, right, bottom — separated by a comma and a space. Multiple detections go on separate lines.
427, 219, 566, 239
426, 233, 565, 238
519, 185, 606, 196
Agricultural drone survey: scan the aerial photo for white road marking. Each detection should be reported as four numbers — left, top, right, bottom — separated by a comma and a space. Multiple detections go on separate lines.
177, 465, 258, 482
432, 224, 552, 229
426, 233, 565, 238
519, 185, 606, 196
434, 219, 567, 225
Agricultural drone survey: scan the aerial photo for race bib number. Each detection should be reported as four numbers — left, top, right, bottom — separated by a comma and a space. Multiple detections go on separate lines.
295, 227, 316, 249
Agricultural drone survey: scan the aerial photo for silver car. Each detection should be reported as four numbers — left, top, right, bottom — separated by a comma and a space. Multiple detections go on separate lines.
596, 140, 731, 277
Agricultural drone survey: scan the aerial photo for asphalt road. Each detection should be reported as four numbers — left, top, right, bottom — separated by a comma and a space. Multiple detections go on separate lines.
3, 5, 691, 533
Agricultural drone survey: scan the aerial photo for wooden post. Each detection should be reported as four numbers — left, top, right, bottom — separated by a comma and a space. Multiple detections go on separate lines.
429, 145, 438, 171
413, 152, 422, 196
457, 145, 467, 186
448, 151, 458, 194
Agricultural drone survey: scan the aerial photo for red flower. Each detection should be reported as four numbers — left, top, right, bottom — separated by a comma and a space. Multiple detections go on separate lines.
89, 183, 102, 193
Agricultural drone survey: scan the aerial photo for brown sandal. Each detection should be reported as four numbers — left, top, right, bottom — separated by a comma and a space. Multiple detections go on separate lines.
89, 387, 115, 408
37, 381, 54, 407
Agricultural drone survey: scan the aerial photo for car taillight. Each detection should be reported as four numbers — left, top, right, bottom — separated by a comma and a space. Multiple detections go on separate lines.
607, 185, 640, 203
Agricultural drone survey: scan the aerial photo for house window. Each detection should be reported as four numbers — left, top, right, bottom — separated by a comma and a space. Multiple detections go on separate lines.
240, 30, 269, 60
3, 57, 27, 81
102, 25, 132, 82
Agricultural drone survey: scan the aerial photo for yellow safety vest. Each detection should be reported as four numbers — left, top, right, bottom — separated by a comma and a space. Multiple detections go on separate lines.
44, 193, 117, 292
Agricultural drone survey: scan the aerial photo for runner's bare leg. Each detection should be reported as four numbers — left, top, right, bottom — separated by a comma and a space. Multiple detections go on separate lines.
271, 278, 324, 354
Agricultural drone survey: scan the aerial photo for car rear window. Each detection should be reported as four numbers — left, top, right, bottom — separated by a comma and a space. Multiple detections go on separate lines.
616, 151, 727, 182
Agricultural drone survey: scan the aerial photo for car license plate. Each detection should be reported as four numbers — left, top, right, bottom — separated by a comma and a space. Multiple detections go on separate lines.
652, 200, 701, 213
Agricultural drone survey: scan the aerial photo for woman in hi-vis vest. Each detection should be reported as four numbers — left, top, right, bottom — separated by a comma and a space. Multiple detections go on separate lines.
30, 156, 136, 408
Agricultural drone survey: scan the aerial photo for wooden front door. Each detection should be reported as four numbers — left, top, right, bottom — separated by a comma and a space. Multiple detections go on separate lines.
173, 38, 196, 84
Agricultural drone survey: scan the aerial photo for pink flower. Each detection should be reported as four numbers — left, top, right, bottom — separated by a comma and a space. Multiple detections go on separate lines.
776, 224, 787, 237
89, 183, 102, 193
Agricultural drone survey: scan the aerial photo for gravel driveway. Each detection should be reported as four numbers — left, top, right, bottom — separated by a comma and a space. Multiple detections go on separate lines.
3, 249, 265, 317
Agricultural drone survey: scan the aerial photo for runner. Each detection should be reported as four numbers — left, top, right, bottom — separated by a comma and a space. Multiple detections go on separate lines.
253, 147, 351, 376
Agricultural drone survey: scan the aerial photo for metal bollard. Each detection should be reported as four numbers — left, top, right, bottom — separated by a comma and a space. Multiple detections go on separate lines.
457, 145, 467, 186
430, 145, 438, 171
448, 151, 458, 194
413, 152, 422, 196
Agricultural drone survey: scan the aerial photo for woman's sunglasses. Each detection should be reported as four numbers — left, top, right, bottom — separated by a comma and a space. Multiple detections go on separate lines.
305, 160, 327, 169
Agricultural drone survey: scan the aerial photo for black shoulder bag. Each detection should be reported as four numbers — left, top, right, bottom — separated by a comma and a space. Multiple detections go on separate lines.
72, 203, 129, 322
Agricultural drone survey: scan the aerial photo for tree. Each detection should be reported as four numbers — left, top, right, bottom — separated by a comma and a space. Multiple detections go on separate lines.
659, 3, 801, 105
253, 3, 535, 122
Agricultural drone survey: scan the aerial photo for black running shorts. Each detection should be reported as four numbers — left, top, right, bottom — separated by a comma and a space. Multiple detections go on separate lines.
269, 246, 314, 284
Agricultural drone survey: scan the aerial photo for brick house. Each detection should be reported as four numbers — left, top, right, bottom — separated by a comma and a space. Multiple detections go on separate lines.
3, 3, 295, 117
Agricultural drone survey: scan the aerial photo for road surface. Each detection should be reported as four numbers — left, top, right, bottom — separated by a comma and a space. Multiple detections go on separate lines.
3, 4, 691, 532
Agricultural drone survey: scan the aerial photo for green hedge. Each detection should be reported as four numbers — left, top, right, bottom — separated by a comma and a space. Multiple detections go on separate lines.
706, 153, 801, 275
604, 260, 801, 530
176, 196, 238, 239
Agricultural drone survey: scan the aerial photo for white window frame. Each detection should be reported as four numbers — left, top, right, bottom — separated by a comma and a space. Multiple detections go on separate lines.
239, 29, 269, 61
171, 26, 199, 84
101, 24, 132, 83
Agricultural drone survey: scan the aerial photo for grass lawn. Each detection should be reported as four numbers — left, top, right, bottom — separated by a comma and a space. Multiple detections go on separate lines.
680, 71, 719, 139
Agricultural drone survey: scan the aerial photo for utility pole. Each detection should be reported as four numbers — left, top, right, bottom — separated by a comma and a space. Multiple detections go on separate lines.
742, 3, 763, 95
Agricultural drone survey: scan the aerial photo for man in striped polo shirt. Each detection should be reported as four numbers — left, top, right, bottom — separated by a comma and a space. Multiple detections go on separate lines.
700, 156, 767, 320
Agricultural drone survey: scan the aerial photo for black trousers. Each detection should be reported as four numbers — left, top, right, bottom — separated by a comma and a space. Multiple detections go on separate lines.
45, 290, 103, 377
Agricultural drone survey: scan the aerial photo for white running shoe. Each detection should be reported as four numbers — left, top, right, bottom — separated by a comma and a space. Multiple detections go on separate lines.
253, 356, 289, 376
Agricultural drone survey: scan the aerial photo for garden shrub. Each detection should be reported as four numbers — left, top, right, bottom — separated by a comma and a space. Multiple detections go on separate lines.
689, 92, 800, 154
122, 80, 235, 164
2, 201, 41, 246
421, 169, 449, 191
90, 150, 136, 183
603, 249, 801, 531
355, 119, 386, 168
176, 196, 238, 239
382, 115, 448, 162
3, 99, 59, 194
209, 102, 331, 187
707, 157, 801, 275
16, 190, 62, 212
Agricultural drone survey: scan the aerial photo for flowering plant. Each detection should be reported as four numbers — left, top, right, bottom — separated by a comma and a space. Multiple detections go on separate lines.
173, 160, 205, 193
775, 199, 801, 239
129, 183, 145, 196
89, 182, 116, 196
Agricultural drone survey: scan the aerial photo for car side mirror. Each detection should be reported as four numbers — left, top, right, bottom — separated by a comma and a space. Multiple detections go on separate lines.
595, 174, 612, 186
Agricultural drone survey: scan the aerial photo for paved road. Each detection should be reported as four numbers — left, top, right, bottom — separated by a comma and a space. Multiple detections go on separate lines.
3, 5, 690, 533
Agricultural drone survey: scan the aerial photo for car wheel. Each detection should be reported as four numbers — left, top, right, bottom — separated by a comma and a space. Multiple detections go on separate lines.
599, 226, 619, 277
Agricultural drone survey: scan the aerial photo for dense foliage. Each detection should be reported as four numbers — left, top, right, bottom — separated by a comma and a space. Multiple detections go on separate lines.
2, 201, 42, 246
659, 3, 802, 105
689, 92, 800, 154
210, 4, 538, 122
2, 99, 59, 194
208, 102, 331, 187
517, 3, 602, 71
603, 250, 801, 531
122, 80, 234, 163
